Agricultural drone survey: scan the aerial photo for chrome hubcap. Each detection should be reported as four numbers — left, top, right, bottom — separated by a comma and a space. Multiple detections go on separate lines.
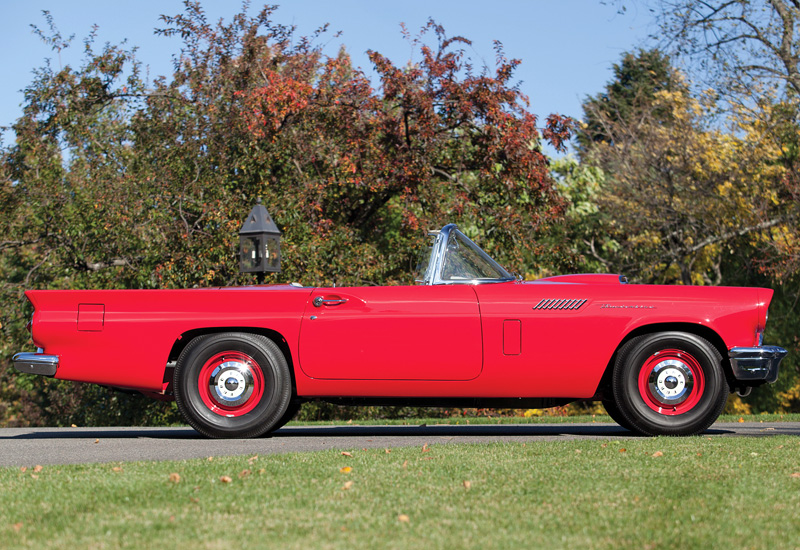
209, 360, 254, 407
648, 359, 693, 405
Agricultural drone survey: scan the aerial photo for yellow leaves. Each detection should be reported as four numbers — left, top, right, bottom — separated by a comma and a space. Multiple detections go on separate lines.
339, 466, 352, 474
169, 473, 181, 483
716, 180, 735, 197
341, 480, 353, 491
462, 480, 472, 490
776, 378, 800, 411
652, 451, 664, 458
397, 514, 410, 523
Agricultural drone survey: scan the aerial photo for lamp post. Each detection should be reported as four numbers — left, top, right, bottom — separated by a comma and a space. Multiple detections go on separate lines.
239, 198, 281, 283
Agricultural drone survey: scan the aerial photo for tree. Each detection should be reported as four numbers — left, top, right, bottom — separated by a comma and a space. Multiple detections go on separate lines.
0, 4, 573, 426
569, 48, 798, 412
575, 51, 775, 285
654, 1, 800, 286
655, 0, 800, 99
578, 48, 680, 149
231, 19, 574, 283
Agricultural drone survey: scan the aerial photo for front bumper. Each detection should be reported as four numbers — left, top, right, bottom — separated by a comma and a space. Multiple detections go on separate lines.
728, 345, 787, 384
13, 352, 59, 377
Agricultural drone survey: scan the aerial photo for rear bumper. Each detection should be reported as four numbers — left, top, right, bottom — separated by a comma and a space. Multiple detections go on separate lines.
728, 345, 787, 384
13, 352, 59, 377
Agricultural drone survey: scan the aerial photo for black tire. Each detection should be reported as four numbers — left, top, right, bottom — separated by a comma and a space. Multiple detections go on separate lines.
601, 398, 635, 432
611, 332, 728, 436
174, 332, 292, 438
272, 401, 302, 431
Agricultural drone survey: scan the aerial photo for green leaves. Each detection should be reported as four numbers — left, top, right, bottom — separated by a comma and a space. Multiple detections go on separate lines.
0, 5, 573, 426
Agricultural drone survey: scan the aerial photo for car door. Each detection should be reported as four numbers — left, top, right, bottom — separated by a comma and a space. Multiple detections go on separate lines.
298, 285, 482, 380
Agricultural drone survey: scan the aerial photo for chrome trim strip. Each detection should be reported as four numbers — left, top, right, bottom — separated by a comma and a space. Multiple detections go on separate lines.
728, 345, 787, 384
13, 352, 59, 377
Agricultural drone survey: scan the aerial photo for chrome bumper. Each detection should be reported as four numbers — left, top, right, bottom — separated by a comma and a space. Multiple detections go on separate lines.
13, 352, 59, 377
728, 345, 787, 384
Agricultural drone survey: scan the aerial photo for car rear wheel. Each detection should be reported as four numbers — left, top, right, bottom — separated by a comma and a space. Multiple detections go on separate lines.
174, 332, 292, 438
611, 332, 728, 436
601, 398, 635, 431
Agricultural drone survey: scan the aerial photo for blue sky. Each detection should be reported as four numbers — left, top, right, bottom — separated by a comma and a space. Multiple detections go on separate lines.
0, 1, 654, 147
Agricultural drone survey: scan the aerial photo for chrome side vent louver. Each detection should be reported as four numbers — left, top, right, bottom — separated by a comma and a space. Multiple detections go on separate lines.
532, 298, 587, 311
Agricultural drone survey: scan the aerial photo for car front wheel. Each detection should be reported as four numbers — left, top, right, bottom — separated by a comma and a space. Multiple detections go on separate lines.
174, 332, 292, 438
611, 332, 728, 436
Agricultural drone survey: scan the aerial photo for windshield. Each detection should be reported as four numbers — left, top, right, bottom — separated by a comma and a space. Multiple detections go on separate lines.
416, 225, 514, 285
441, 231, 512, 281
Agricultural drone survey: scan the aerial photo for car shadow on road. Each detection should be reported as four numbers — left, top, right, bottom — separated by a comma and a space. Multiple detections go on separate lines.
4, 422, 791, 440
0, 428, 201, 440
271, 423, 751, 438
273, 423, 645, 438
0, 424, 645, 440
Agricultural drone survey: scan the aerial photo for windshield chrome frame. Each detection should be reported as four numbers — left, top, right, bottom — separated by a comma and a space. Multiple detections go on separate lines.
418, 224, 515, 285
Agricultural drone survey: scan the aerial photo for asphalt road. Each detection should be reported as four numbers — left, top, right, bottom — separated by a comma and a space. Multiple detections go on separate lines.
1, 422, 798, 468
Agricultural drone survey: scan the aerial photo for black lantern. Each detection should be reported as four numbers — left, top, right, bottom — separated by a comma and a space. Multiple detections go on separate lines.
239, 198, 281, 276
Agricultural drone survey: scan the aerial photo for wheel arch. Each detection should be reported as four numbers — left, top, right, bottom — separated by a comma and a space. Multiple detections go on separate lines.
597, 322, 732, 396
164, 327, 297, 396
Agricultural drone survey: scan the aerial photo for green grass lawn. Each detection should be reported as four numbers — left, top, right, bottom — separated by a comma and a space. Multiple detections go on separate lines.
2, 435, 799, 549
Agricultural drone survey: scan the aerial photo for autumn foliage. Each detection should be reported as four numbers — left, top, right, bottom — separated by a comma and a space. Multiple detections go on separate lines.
0, 4, 572, 426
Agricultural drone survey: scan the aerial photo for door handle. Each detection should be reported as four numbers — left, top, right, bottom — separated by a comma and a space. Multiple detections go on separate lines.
313, 296, 348, 307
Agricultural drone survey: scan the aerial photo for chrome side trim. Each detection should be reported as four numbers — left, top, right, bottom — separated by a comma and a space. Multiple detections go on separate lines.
13, 352, 59, 377
728, 345, 787, 384
532, 298, 587, 311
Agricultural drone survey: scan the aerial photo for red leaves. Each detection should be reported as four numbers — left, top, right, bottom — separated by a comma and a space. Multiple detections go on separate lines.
235, 71, 313, 141
543, 114, 577, 153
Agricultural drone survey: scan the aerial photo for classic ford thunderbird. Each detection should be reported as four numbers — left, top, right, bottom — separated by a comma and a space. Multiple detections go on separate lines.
14, 224, 787, 438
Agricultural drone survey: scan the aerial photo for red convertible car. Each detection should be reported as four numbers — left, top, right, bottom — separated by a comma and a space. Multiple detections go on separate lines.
14, 224, 787, 438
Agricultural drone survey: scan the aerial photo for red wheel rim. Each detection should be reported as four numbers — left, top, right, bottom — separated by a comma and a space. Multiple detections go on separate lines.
197, 351, 265, 417
637, 349, 705, 415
